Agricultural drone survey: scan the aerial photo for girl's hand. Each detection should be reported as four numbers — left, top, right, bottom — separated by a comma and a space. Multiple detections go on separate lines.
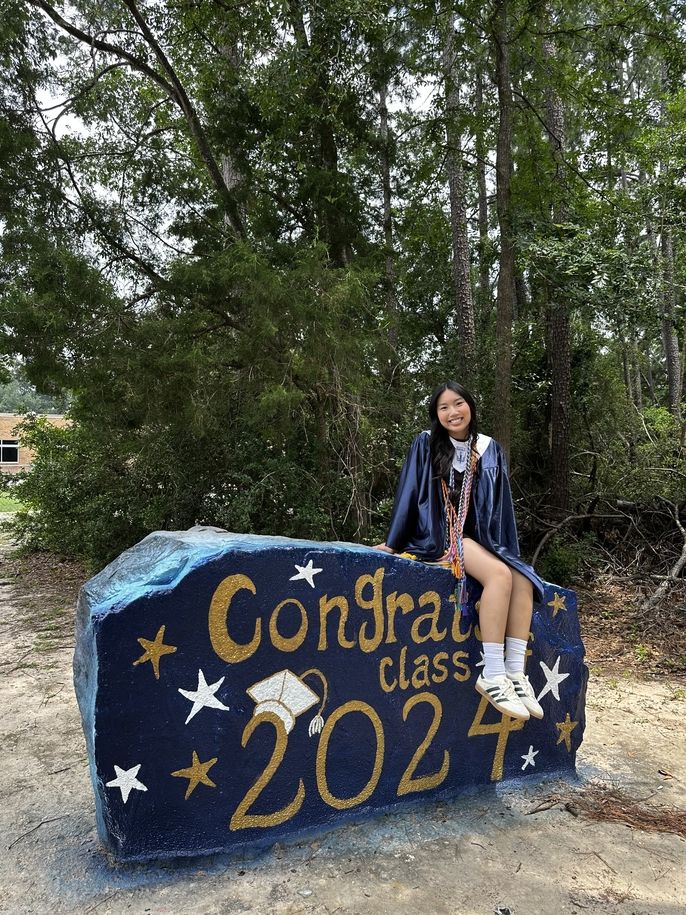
373, 543, 395, 553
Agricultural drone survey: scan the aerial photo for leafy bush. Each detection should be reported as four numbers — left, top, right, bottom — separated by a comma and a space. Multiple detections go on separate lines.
8, 399, 380, 569
538, 534, 596, 587
10, 417, 150, 566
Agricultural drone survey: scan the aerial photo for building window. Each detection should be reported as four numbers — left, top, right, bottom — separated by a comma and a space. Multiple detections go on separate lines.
0, 440, 19, 463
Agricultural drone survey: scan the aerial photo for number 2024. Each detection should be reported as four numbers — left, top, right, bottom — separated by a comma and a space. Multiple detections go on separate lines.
230, 690, 449, 830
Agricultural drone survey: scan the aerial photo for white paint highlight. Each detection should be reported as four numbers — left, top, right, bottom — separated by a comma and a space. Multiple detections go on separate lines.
106, 764, 148, 803
537, 657, 570, 702
178, 669, 230, 725
289, 559, 323, 588
521, 746, 539, 770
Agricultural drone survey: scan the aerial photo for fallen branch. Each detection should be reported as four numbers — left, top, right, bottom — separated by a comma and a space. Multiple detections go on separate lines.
577, 849, 616, 873
525, 796, 560, 815
531, 512, 623, 567
7, 648, 33, 672
643, 501, 686, 611
84, 892, 119, 914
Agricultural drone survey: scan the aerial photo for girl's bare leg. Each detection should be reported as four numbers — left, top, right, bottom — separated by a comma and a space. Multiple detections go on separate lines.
506, 570, 534, 641
463, 539, 532, 718
462, 538, 512, 643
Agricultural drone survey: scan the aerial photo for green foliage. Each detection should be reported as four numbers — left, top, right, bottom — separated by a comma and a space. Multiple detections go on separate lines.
10, 418, 148, 565
538, 534, 596, 588
599, 406, 686, 503
0, 0, 684, 577
0, 366, 69, 413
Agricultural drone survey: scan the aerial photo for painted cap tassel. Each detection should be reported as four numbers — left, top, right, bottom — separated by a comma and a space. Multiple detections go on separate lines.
299, 667, 329, 738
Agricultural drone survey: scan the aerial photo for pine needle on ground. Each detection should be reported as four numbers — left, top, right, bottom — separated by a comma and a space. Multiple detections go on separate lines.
528, 781, 686, 839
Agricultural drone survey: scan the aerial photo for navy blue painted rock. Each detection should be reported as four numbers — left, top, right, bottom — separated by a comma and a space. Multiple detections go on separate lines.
73, 527, 587, 861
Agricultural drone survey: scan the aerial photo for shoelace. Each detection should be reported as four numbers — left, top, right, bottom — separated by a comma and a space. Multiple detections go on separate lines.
503, 679, 519, 700
511, 675, 534, 697
491, 678, 519, 701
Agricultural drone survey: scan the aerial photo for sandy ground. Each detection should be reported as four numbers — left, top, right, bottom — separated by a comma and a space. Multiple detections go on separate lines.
1, 526, 684, 915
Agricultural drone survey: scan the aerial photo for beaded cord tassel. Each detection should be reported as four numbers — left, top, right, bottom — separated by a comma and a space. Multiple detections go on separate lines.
441, 439, 477, 615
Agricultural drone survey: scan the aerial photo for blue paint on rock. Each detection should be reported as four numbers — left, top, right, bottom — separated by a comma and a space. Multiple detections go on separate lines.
74, 527, 588, 861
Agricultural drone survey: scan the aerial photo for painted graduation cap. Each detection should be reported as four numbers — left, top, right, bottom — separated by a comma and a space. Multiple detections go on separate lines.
246, 668, 327, 735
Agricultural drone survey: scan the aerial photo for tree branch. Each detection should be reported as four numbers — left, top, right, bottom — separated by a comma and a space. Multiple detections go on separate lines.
286, 0, 310, 50
38, 62, 130, 113
32, 95, 170, 286
28, 0, 177, 96
531, 511, 625, 567
29, 0, 245, 237
643, 502, 686, 610
512, 85, 615, 205
119, 0, 244, 237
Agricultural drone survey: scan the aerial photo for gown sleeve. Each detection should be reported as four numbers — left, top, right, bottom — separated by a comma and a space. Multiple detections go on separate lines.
385, 432, 429, 553
488, 445, 521, 558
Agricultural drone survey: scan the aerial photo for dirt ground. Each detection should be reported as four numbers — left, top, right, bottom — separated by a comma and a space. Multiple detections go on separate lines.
1, 525, 685, 915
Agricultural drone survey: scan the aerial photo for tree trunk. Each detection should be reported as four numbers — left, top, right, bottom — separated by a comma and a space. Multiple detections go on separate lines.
605, 74, 613, 188
475, 62, 490, 316
379, 79, 399, 387
543, 25, 571, 512
633, 345, 643, 412
657, 62, 682, 419
442, 21, 476, 381
289, 1, 350, 266
492, 0, 514, 460
220, 39, 244, 224
514, 266, 527, 320
642, 183, 681, 417
621, 339, 633, 406
645, 341, 656, 403
660, 226, 683, 419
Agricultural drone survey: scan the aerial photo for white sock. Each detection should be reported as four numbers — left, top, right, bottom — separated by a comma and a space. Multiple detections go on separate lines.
482, 642, 506, 679
505, 637, 528, 676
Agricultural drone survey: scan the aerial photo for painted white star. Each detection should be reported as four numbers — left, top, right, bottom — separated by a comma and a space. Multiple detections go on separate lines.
106, 764, 147, 803
476, 651, 485, 668
289, 559, 323, 588
178, 669, 230, 725
521, 745, 539, 770
537, 657, 570, 702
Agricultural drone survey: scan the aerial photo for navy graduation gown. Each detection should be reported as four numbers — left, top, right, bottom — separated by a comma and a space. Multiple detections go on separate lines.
385, 431, 544, 603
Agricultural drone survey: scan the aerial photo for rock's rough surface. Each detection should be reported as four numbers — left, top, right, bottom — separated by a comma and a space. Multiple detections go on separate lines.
73, 528, 587, 861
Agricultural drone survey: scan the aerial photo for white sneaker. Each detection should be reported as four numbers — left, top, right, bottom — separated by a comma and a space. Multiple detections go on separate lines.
507, 672, 544, 719
475, 674, 530, 720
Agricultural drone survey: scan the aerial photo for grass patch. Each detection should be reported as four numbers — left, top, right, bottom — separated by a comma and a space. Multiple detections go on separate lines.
0, 494, 24, 511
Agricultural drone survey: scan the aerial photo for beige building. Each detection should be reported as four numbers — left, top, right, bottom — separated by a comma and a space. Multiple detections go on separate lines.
0, 414, 69, 474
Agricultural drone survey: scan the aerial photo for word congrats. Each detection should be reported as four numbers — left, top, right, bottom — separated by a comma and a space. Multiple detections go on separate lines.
74, 528, 587, 861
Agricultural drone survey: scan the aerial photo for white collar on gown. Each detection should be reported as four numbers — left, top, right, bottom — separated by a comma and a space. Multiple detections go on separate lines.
450, 433, 492, 470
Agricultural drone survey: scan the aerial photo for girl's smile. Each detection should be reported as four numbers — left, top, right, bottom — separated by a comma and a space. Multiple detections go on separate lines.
436, 391, 471, 440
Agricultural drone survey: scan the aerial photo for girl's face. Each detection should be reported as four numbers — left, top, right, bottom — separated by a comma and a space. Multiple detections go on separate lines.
436, 389, 471, 440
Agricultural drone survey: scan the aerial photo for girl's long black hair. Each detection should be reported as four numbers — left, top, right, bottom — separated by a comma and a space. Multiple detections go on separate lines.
428, 381, 479, 479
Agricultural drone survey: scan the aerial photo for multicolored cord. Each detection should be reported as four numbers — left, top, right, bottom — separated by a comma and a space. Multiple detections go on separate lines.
441, 437, 477, 615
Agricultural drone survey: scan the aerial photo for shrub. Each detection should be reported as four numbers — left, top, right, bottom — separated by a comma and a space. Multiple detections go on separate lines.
538, 533, 596, 587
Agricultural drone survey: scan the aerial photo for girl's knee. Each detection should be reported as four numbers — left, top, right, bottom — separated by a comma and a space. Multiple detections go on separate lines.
489, 561, 513, 594
511, 569, 533, 599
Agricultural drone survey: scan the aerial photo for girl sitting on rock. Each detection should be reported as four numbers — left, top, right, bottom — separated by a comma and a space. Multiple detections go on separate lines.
374, 380, 544, 721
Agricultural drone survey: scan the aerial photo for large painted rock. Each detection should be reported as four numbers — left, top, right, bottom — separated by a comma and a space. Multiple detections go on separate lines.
74, 528, 587, 861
